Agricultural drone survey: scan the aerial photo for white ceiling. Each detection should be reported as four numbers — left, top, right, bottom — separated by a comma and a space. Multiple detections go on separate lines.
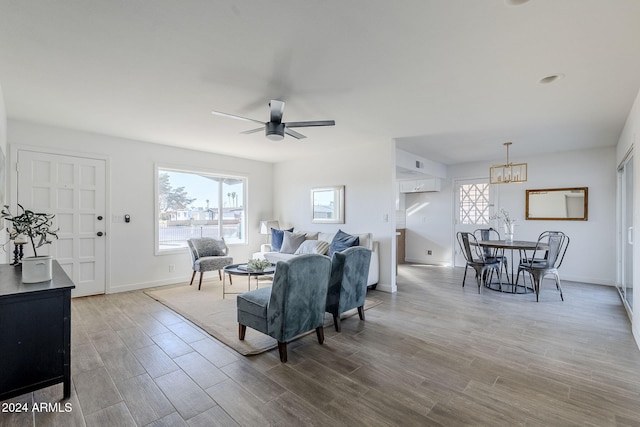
1, 0, 639, 164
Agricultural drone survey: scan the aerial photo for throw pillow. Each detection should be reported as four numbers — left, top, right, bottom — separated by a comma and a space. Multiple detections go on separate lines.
329, 229, 360, 257
294, 240, 330, 255
271, 227, 294, 252
315, 240, 330, 255
280, 231, 307, 254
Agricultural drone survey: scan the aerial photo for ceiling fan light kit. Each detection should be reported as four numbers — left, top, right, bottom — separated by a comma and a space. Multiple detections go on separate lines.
211, 100, 335, 141
490, 142, 528, 184
266, 122, 285, 140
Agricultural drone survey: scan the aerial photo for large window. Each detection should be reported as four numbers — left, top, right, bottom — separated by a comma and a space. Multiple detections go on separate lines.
156, 167, 246, 252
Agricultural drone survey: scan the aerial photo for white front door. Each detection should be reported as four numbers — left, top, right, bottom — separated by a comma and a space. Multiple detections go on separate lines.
17, 150, 107, 297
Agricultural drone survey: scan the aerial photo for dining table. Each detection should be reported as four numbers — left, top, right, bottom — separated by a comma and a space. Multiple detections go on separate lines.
477, 239, 549, 293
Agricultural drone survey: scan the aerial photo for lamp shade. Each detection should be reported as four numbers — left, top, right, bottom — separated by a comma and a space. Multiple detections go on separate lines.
259, 220, 280, 235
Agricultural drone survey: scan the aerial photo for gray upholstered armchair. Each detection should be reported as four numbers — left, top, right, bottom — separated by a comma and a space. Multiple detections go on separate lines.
236, 254, 331, 363
187, 237, 234, 290
326, 246, 372, 332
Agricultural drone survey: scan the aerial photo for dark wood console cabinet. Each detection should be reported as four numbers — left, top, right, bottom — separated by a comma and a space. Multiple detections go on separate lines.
0, 261, 75, 401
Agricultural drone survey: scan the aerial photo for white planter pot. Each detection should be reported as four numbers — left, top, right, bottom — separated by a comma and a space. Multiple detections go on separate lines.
22, 256, 53, 283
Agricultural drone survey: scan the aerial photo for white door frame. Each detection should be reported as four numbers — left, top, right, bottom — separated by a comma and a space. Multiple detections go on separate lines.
617, 147, 633, 315
9, 144, 111, 293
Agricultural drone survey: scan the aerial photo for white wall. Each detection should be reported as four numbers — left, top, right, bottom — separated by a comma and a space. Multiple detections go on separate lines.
396, 148, 447, 178
0, 85, 7, 253
7, 119, 274, 292
402, 179, 453, 265
0, 85, 6, 212
616, 87, 640, 346
406, 146, 616, 285
273, 140, 397, 293
0, 85, 6, 158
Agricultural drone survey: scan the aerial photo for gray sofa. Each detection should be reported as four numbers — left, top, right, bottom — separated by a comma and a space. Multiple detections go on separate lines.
252, 231, 379, 288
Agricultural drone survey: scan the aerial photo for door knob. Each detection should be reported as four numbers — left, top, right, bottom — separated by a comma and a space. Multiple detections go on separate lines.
97, 215, 103, 221
97, 232, 104, 237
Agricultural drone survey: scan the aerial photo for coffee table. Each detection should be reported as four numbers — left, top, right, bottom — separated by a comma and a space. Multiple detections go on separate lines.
222, 263, 276, 298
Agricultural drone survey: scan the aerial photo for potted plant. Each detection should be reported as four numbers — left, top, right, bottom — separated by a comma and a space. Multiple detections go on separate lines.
247, 258, 272, 272
1, 204, 59, 282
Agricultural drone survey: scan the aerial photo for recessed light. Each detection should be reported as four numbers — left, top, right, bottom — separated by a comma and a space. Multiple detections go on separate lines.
539, 74, 565, 84
505, 0, 531, 5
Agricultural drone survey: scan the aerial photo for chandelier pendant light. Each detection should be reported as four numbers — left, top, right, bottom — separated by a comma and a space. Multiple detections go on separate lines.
489, 142, 528, 184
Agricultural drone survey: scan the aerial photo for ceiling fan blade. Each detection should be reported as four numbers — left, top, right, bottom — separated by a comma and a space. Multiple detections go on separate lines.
269, 100, 285, 123
240, 127, 264, 135
285, 120, 335, 128
284, 128, 307, 139
211, 110, 264, 125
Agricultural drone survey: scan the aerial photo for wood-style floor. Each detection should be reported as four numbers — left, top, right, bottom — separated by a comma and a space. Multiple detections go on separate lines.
3, 264, 640, 426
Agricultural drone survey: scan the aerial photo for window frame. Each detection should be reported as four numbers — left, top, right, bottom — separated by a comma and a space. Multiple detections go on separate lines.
154, 164, 248, 255
458, 182, 491, 226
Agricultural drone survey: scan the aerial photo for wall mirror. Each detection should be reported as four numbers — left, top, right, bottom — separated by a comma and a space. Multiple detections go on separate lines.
311, 186, 344, 224
526, 187, 588, 220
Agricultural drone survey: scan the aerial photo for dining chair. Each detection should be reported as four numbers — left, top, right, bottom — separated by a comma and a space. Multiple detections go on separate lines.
517, 231, 569, 302
518, 230, 550, 266
473, 227, 508, 280
456, 232, 502, 293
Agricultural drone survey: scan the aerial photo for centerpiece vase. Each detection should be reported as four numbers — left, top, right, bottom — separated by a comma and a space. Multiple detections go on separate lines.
504, 222, 515, 243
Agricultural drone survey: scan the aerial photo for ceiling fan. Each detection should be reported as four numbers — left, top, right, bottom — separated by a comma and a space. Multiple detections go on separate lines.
211, 100, 335, 141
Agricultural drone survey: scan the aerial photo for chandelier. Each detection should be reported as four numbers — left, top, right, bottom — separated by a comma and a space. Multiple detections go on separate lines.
489, 142, 527, 184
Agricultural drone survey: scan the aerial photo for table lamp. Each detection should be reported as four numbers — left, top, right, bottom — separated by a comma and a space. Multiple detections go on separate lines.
259, 220, 280, 243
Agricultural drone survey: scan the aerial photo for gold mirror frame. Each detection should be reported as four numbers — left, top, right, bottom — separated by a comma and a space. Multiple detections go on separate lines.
525, 187, 588, 221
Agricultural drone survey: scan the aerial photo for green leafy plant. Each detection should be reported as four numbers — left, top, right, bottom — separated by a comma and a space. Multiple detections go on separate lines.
1, 204, 59, 257
247, 258, 271, 271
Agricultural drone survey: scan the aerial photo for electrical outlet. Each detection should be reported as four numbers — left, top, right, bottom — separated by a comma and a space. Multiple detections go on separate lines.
169, 264, 175, 272
427, 250, 432, 255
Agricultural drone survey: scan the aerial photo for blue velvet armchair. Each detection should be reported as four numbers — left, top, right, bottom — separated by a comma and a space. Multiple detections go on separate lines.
326, 246, 372, 332
236, 254, 331, 363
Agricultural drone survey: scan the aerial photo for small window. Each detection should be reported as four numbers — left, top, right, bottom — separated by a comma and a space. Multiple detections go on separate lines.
459, 183, 490, 225
156, 167, 246, 252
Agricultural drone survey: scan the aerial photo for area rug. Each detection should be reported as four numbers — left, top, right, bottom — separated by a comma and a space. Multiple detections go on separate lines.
144, 279, 383, 356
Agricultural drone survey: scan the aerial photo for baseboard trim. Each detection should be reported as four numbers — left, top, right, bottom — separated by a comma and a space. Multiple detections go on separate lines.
374, 282, 395, 293
399, 263, 613, 287
561, 275, 614, 286
108, 277, 185, 294
403, 258, 450, 266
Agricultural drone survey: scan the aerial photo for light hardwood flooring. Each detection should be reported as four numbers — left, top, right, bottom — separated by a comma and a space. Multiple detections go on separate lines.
3, 265, 640, 426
